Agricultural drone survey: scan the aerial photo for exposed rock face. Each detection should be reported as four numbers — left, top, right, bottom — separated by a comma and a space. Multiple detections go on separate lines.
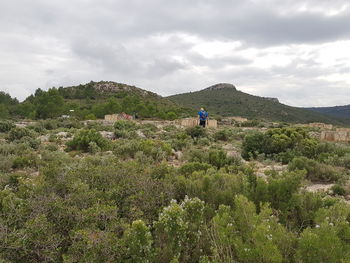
205, 83, 236, 91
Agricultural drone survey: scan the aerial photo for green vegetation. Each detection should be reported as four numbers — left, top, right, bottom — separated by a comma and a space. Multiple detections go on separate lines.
168, 84, 349, 125
1, 81, 192, 121
0, 117, 350, 262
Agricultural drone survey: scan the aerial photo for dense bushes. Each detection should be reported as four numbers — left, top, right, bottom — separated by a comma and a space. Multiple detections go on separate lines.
1, 121, 350, 262
113, 139, 172, 162
289, 156, 342, 182
66, 129, 109, 152
242, 128, 308, 160
7, 127, 35, 141
0, 120, 15, 132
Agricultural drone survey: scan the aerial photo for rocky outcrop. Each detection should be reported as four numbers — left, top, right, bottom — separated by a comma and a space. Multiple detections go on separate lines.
204, 83, 236, 91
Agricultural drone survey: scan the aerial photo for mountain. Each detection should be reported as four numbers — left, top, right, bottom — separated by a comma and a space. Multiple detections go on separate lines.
306, 105, 350, 122
9, 81, 193, 120
167, 83, 349, 125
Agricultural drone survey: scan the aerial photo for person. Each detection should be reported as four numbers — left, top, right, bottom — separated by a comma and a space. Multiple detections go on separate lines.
198, 108, 209, 127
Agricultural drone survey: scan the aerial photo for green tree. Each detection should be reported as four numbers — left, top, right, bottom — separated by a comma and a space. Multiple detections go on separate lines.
35, 88, 65, 119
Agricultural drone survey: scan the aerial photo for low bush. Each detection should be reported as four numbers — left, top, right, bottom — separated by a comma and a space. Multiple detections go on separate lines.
331, 184, 347, 196
0, 120, 15, 132
186, 126, 206, 140
178, 162, 213, 176
113, 139, 172, 162
114, 120, 138, 139
8, 127, 35, 141
289, 156, 341, 182
66, 129, 109, 152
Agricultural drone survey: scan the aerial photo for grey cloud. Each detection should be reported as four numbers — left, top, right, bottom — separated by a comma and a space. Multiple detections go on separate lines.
1, 0, 350, 106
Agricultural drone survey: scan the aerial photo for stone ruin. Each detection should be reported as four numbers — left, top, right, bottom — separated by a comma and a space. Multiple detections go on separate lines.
177, 118, 217, 128
104, 112, 134, 122
221, 116, 248, 125
321, 128, 350, 142
308, 122, 333, 130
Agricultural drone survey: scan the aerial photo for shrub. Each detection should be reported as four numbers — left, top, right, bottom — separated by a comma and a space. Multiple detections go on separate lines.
241, 131, 266, 159
12, 156, 32, 169
289, 157, 341, 182
0, 120, 15, 132
331, 184, 347, 196
0, 154, 15, 172
114, 120, 137, 131
8, 127, 34, 141
114, 120, 138, 139
186, 126, 206, 140
179, 162, 213, 176
113, 139, 172, 162
208, 149, 231, 169
242, 128, 312, 161
166, 111, 178, 120
213, 129, 231, 141
240, 119, 260, 127
66, 129, 109, 152
84, 113, 97, 120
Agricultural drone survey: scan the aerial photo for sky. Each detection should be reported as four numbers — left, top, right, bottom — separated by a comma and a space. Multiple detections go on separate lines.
1, 0, 350, 107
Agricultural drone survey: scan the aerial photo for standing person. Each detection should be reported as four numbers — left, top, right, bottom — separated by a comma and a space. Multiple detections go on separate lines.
198, 108, 209, 127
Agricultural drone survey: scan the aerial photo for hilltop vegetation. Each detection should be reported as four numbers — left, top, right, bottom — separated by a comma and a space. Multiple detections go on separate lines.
168, 83, 349, 125
307, 104, 350, 123
1, 81, 193, 120
1, 118, 350, 262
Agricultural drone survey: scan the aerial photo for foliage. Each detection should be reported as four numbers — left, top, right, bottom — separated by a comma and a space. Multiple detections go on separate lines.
0, 121, 15, 133
0, 119, 350, 262
7, 127, 35, 141
289, 156, 342, 182
168, 84, 347, 125
186, 126, 207, 140
66, 129, 109, 152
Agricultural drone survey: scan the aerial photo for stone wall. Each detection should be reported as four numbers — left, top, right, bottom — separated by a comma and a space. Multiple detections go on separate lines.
177, 118, 217, 128
321, 130, 350, 142
308, 122, 333, 130
104, 113, 133, 121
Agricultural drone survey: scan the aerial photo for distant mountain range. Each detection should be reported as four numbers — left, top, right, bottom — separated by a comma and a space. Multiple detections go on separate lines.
167, 83, 349, 125
1, 81, 349, 125
306, 105, 350, 123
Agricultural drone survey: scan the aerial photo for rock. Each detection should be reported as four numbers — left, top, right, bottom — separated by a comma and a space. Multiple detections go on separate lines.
39, 135, 50, 142
57, 132, 69, 138
100, 131, 115, 140
305, 184, 334, 193
136, 130, 146, 138
174, 151, 183, 160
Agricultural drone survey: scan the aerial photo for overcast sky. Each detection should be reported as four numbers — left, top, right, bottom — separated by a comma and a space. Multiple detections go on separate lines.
1, 0, 350, 106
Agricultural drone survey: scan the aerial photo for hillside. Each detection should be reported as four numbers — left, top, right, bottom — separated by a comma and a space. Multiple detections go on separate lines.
1, 118, 350, 262
8, 81, 193, 120
307, 105, 350, 122
168, 83, 349, 125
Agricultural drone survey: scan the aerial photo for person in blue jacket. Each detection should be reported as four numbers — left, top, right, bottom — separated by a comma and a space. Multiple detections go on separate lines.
198, 108, 209, 127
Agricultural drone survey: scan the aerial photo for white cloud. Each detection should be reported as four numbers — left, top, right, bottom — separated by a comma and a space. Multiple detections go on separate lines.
0, 0, 350, 107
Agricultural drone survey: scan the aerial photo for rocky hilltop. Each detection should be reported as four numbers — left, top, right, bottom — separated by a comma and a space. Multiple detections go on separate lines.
204, 83, 236, 91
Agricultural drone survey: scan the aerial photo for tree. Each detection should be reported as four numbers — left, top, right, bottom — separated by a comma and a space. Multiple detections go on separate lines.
35, 88, 65, 119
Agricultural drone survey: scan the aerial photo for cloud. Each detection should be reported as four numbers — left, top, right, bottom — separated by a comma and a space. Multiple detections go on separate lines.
0, 0, 350, 106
